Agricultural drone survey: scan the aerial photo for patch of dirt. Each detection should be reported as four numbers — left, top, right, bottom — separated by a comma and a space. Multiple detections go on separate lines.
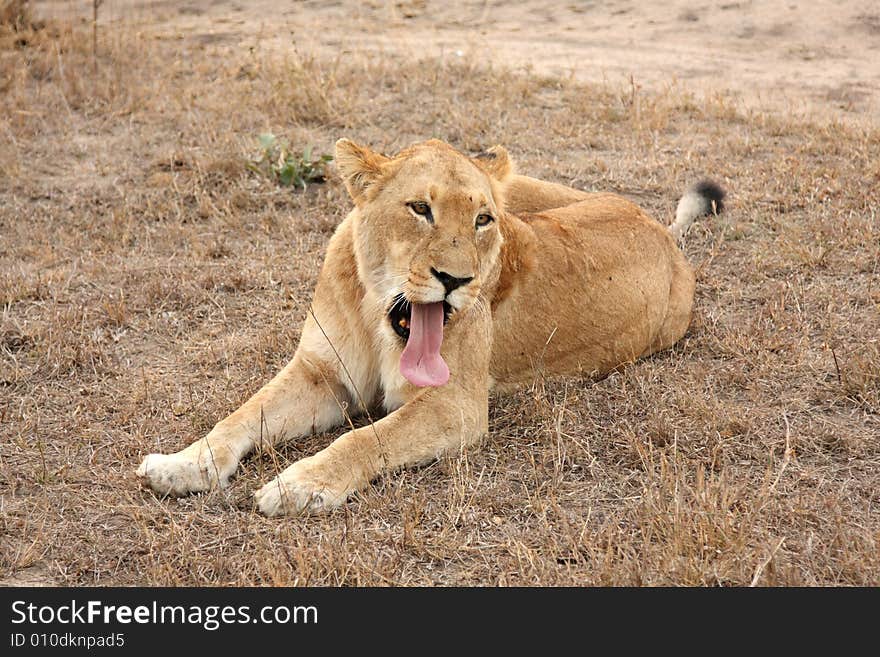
43, 0, 880, 120
0, 564, 58, 587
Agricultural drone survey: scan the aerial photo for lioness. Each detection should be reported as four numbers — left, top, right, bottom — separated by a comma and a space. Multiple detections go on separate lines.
137, 138, 724, 515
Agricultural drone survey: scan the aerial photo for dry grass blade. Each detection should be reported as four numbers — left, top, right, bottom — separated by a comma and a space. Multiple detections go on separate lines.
750, 538, 787, 587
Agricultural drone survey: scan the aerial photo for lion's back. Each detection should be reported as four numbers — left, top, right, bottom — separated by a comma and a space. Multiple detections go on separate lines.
489, 195, 691, 387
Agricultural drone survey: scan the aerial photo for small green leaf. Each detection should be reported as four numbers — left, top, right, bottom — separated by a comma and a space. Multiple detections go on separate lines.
248, 134, 333, 191
278, 164, 294, 186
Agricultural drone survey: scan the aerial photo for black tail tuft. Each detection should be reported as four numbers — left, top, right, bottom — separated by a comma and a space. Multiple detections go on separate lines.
671, 179, 727, 240
693, 179, 726, 215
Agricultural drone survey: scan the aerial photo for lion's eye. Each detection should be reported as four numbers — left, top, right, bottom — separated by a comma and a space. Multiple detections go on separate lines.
407, 201, 433, 222
475, 213, 494, 228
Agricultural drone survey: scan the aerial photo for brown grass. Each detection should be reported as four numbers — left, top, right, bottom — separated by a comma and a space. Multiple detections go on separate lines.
1, 9, 878, 586
0, 1, 32, 31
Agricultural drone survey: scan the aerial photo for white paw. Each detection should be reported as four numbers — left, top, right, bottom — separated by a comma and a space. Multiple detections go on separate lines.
254, 459, 349, 517
137, 449, 231, 496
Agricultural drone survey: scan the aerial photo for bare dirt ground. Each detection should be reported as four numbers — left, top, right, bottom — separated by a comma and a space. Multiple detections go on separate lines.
59, 0, 880, 120
1, 1, 878, 586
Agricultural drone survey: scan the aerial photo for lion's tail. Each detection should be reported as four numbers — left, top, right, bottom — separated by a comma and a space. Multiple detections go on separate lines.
669, 180, 726, 241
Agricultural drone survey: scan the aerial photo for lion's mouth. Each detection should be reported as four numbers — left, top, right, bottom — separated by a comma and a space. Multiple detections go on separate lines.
387, 294, 452, 341
388, 294, 452, 387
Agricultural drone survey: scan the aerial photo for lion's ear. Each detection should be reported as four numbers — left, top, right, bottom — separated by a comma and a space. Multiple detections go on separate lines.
473, 145, 514, 182
335, 138, 389, 204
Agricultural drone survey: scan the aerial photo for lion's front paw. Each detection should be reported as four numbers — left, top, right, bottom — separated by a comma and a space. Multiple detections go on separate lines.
255, 458, 350, 517
137, 448, 232, 496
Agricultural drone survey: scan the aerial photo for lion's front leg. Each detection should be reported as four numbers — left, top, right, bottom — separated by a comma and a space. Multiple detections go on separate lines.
255, 307, 492, 516
137, 309, 368, 496
255, 384, 488, 515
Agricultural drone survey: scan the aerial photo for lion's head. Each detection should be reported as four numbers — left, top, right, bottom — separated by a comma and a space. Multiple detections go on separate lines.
335, 138, 513, 388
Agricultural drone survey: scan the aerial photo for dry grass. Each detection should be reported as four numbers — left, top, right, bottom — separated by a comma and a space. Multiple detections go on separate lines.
1, 10, 878, 587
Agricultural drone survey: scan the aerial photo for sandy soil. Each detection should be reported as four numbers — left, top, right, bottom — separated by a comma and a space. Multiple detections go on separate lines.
48, 0, 880, 121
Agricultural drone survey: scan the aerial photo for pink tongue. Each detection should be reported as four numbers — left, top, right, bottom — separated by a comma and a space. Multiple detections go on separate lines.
400, 302, 450, 387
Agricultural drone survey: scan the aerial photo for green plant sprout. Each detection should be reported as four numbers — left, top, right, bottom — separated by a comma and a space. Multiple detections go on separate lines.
248, 133, 333, 190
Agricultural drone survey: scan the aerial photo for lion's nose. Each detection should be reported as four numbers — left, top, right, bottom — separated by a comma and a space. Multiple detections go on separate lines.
430, 268, 474, 295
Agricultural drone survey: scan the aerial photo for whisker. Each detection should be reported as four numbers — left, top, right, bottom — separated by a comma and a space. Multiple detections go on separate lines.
389, 294, 409, 313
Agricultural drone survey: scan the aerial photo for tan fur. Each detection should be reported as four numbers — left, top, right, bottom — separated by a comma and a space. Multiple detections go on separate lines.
137, 139, 697, 516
